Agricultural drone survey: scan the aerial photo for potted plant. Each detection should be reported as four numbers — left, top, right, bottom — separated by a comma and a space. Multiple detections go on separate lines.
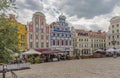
76, 52, 80, 59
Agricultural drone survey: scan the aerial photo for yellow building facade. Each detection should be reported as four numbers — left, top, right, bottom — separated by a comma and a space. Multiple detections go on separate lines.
8, 14, 27, 51
72, 28, 106, 56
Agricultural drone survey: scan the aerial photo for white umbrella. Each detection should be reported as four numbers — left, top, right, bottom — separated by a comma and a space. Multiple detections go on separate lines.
95, 49, 104, 52
106, 48, 118, 53
116, 49, 120, 53
22, 49, 41, 55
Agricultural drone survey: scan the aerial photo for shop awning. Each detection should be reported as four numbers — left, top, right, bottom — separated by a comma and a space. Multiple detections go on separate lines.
22, 49, 41, 55
35, 49, 64, 54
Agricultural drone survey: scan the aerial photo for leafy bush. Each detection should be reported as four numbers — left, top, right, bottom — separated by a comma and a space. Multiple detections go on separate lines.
28, 57, 33, 64
34, 57, 40, 63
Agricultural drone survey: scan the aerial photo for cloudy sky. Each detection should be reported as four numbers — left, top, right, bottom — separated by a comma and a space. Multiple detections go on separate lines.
14, 0, 120, 32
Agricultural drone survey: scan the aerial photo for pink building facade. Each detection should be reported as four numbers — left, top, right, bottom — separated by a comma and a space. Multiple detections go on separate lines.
27, 12, 50, 49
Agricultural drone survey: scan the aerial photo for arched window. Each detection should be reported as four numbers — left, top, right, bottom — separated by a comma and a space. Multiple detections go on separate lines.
69, 40, 71, 45
66, 40, 68, 45
57, 33, 59, 37
53, 40, 55, 45
58, 27, 60, 30
62, 40, 64, 45
58, 40, 59, 45
66, 34, 67, 37
53, 33, 55, 36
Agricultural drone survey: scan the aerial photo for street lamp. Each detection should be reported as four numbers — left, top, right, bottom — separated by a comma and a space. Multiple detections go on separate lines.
111, 39, 117, 58
2, 64, 7, 78
111, 39, 116, 49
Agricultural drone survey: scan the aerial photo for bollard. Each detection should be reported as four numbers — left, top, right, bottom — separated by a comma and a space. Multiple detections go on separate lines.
2, 64, 7, 78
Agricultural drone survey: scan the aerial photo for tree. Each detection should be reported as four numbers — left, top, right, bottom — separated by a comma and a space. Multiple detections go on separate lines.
0, 0, 18, 63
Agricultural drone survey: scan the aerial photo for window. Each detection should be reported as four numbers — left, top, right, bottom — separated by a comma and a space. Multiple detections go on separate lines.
91, 44, 93, 47
117, 41, 119, 45
117, 24, 119, 27
62, 33, 64, 37
41, 42, 44, 48
30, 42, 32, 48
57, 33, 59, 37
53, 40, 55, 45
62, 28, 64, 31
112, 30, 114, 33
66, 34, 67, 37
112, 36, 114, 39
46, 35, 49, 40
21, 43, 25, 47
53, 33, 55, 36
46, 42, 49, 47
21, 35, 24, 40
66, 40, 68, 45
36, 42, 38, 48
36, 34, 38, 39
65, 28, 68, 31
35, 21, 39, 25
58, 40, 59, 45
69, 40, 71, 45
62, 23, 64, 26
108, 36, 110, 39
30, 34, 32, 39
57, 27, 60, 30
35, 23, 39, 27
117, 29, 119, 33
87, 39, 88, 41
36, 27, 39, 32
117, 35, 119, 38
41, 35, 44, 40
112, 25, 114, 28
81, 39, 83, 41
41, 21, 44, 25
41, 28, 44, 33
62, 40, 64, 45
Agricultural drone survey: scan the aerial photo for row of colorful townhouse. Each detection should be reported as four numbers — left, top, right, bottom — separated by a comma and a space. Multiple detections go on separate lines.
6, 12, 107, 56
27, 12, 74, 56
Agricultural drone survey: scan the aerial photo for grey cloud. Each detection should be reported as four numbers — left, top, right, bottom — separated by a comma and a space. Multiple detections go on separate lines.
89, 24, 103, 31
52, 0, 119, 18
16, 0, 43, 11
74, 24, 104, 32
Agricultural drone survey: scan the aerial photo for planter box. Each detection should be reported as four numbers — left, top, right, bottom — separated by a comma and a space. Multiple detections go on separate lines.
68, 56, 77, 60
0, 63, 30, 73
81, 55, 93, 59
93, 53, 103, 58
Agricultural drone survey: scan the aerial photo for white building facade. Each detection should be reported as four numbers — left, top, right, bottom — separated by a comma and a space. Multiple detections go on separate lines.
106, 16, 120, 49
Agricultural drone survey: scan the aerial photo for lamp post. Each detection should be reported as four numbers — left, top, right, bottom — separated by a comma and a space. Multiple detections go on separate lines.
111, 39, 116, 49
2, 64, 7, 78
111, 39, 117, 58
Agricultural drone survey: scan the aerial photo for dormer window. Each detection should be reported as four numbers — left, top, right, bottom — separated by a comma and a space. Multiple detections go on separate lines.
112, 25, 114, 28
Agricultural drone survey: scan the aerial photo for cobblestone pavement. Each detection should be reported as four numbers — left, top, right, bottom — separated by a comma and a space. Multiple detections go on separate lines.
5, 57, 120, 78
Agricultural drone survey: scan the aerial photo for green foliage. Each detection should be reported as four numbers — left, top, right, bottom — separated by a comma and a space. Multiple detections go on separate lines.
28, 57, 33, 64
34, 57, 40, 63
76, 52, 80, 59
0, 0, 18, 63
0, 25, 18, 63
0, 0, 16, 14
